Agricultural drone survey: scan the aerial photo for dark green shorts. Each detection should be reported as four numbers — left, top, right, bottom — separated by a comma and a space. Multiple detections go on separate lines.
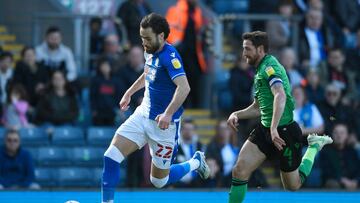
248, 121, 303, 172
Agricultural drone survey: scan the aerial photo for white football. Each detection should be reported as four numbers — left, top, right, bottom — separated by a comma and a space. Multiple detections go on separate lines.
65, 201, 80, 203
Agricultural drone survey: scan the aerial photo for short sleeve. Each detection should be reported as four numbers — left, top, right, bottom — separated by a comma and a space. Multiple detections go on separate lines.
261, 65, 283, 87
162, 51, 186, 80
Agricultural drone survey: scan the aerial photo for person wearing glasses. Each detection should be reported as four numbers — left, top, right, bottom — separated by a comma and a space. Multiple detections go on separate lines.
0, 130, 39, 189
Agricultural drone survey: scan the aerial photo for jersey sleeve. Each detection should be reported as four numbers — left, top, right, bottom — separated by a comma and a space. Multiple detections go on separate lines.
162, 51, 186, 80
261, 65, 283, 87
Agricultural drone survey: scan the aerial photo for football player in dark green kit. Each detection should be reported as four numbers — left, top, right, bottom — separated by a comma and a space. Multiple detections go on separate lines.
227, 31, 333, 203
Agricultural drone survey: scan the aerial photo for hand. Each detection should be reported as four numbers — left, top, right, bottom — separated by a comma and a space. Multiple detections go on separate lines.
35, 83, 45, 93
227, 112, 239, 132
119, 93, 131, 111
270, 128, 286, 151
341, 177, 358, 190
155, 113, 172, 130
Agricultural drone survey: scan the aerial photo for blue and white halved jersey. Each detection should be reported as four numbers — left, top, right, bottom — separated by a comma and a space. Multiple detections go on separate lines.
136, 43, 186, 122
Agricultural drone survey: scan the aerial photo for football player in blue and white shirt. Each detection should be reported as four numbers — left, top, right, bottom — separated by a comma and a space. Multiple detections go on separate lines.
102, 13, 210, 203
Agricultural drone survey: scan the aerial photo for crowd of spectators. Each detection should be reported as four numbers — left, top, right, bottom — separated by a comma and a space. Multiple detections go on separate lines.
0, 0, 359, 190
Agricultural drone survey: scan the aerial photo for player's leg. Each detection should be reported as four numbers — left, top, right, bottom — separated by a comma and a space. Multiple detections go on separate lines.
102, 135, 138, 203
102, 113, 147, 203
229, 140, 266, 203
147, 121, 209, 188
279, 122, 333, 191
149, 150, 208, 188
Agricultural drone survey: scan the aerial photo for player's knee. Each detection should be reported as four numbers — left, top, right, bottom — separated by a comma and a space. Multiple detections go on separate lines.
232, 160, 250, 180
284, 183, 301, 191
104, 145, 125, 164
150, 175, 169, 188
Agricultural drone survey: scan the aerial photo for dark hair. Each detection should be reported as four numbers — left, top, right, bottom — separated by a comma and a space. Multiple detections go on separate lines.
47, 70, 76, 96
96, 57, 112, 76
279, 0, 293, 7
242, 31, 269, 52
20, 46, 35, 58
332, 122, 349, 133
140, 13, 170, 39
0, 51, 13, 61
7, 83, 28, 104
46, 26, 61, 36
90, 17, 102, 26
329, 47, 344, 55
5, 129, 19, 138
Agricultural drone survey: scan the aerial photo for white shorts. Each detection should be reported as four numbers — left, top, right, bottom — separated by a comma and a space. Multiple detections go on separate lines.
115, 110, 180, 169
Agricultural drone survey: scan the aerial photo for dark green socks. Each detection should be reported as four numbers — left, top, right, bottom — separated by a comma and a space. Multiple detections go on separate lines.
229, 178, 248, 203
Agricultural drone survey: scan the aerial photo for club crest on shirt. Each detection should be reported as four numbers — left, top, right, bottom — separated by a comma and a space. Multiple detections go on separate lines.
171, 58, 181, 69
265, 66, 275, 77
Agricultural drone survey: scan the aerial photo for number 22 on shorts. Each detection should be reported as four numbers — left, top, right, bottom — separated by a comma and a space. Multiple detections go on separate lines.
155, 144, 173, 158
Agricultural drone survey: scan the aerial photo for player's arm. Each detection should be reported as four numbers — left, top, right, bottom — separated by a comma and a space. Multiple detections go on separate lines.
270, 82, 286, 130
156, 75, 190, 129
125, 72, 146, 96
270, 82, 286, 150
165, 75, 190, 115
234, 99, 260, 119
119, 73, 145, 111
227, 99, 260, 131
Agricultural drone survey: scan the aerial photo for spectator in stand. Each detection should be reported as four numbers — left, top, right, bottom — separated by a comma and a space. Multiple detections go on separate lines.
175, 119, 204, 187
90, 59, 125, 126
248, 0, 280, 31
118, 46, 144, 110
345, 28, 360, 90
330, 0, 360, 48
166, 0, 208, 108
320, 123, 360, 190
319, 48, 357, 103
36, 70, 79, 126
35, 26, 77, 82
229, 53, 254, 112
205, 120, 239, 187
0, 130, 39, 189
117, 0, 152, 46
229, 53, 255, 142
295, 0, 344, 46
89, 17, 105, 71
90, 17, 105, 56
2, 84, 30, 130
298, 9, 335, 69
318, 83, 356, 135
293, 85, 324, 139
280, 47, 305, 87
266, 0, 294, 57
304, 68, 325, 104
0, 52, 14, 105
99, 34, 127, 73
13, 47, 49, 107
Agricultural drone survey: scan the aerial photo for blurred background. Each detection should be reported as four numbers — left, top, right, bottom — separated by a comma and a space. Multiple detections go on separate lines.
0, 0, 359, 201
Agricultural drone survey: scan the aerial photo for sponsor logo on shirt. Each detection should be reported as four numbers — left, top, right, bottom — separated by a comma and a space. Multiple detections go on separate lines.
265, 66, 275, 77
171, 58, 182, 69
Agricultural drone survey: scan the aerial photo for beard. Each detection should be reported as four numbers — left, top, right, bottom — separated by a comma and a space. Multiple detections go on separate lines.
145, 37, 161, 54
246, 53, 259, 66
48, 43, 59, 50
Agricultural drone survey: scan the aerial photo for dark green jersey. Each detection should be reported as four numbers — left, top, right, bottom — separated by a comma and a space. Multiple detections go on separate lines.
254, 55, 295, 127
